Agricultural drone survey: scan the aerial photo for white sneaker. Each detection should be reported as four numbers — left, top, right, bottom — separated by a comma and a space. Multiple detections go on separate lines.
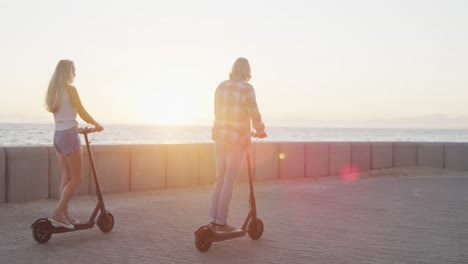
215, 224, 240, 233
48, 215, 74, 229
66, 213, 80, 225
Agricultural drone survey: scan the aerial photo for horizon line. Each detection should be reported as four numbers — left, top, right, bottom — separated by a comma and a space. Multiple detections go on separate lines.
1, 122, 468, 130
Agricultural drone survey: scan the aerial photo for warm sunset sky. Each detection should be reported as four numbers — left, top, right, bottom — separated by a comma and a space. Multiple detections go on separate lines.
0, 0, 467, 128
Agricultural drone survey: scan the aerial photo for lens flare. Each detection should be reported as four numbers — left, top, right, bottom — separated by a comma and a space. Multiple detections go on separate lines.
339, 164, 360, 182
279, 153, 286, 160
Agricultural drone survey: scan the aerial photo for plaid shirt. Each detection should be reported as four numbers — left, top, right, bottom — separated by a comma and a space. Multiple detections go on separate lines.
212, 80, 265, 148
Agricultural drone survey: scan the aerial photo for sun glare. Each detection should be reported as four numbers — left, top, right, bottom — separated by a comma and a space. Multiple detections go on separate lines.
140, 89, 201, 125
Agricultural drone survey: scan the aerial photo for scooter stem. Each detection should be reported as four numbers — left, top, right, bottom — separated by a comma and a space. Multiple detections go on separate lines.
83, 133, 106, 212
246, 152, 257, 220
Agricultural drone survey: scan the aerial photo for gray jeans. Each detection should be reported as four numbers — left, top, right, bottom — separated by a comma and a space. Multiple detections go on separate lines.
209, 141, 246, 225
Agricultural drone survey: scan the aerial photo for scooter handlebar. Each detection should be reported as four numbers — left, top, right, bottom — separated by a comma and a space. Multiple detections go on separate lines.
78, 127, 97, 135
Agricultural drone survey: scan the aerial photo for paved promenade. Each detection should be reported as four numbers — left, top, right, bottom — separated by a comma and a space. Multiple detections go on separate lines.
1, 173, 468, 264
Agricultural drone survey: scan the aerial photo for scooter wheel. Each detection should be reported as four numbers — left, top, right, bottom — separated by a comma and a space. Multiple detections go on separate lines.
97, 211, 114, 233
194, 226, 213, 252
31, 219, 52, 243
248, 217, 264, 240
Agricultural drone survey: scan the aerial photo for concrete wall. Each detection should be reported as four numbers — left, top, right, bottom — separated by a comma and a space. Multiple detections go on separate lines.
444, 143, 468, 171
2, 141, 468, 203
92, 145, 130, 194
417, 143, 444, 168
279, 143, 305, 179
5, 147, 49, 202
166, 144, 198, 188
0, 148, 5, 204
305, 143, 328, 177
329, 143, 351, 176
351, 143, 371, 174
198, 143, 216, 185
252, 142, 279, 181
371, 143, 393, 169
393, 143, 417, 167
130, 145, 166, 191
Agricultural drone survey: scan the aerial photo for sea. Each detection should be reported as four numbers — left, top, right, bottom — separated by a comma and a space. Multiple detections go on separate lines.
1, 123, 468, 146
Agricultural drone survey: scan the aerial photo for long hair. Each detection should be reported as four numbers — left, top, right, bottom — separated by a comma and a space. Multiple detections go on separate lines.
45, 60, 75, 113
229, 57, 251, 82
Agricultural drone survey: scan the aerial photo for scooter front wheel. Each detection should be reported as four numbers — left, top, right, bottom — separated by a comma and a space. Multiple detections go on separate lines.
194, 226, 213, 252
248, 217, 264, 240
31, 218, 53, 243
97, 211, 114, 233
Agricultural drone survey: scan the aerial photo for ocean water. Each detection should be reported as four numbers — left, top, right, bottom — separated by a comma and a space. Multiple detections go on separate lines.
1, 123, 468, 146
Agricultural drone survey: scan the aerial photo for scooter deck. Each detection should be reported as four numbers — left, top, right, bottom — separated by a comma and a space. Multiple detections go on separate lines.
206, 229, 247, 243
46, 221, 95, 234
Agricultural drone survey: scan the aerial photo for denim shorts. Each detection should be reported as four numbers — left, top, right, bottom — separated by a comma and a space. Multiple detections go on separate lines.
53, 126, 81, 156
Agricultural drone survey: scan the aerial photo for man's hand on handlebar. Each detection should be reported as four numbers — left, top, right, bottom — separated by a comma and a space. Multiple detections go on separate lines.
252, 130, 267, 139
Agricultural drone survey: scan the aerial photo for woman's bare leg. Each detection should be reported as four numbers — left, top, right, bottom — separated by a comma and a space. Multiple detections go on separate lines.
53, 148, 82, 221
57, 154, 71, 212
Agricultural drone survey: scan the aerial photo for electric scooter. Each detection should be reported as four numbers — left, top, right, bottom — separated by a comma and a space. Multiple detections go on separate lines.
31, 127, 115, 243
194, 132, 266, 252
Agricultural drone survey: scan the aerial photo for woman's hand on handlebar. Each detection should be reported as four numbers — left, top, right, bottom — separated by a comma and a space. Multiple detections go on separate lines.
94, 123, 104, 132
78, 127, 93, 134
79, 124, 104, 134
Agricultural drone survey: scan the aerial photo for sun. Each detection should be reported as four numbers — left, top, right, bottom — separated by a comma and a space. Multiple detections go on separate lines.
139, 89, 201, 125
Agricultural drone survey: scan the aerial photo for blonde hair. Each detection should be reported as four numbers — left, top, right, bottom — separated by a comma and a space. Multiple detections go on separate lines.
229, 57, 251, 82
45, 60, 75, 113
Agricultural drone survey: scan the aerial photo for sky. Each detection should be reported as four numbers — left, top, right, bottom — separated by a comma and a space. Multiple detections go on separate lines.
0, 0, 467, 128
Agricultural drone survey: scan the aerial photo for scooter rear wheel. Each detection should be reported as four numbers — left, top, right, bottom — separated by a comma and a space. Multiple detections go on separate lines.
32, 219, 53, 243
248, 217, 264, 240
195, 226, 213, 252
97, 211, 114, 233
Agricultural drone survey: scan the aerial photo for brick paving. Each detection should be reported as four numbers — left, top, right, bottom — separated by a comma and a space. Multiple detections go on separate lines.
1, 174, 468, 264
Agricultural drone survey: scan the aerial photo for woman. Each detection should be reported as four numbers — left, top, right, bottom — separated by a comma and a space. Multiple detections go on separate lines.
209, 57, 267, 232
45, 60, 103, 229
